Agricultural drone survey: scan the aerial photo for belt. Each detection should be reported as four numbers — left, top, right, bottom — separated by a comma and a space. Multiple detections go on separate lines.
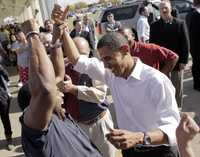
134, 144, 171, 153
81, 110, 107, 125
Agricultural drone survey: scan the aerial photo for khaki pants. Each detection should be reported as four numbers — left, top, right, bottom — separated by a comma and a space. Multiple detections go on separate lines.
171, 70, 183, 108
78, 109, 116, 157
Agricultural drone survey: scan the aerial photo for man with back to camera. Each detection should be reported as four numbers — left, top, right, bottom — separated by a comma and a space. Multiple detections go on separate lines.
52, 5, 180, 157
60, 37, 116, 157
19, 17, 102, 157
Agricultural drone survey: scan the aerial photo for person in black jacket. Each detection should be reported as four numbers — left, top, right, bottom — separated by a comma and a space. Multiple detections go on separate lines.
186, 0, 200, 91
150, 0, 189, 108
0, 65, 13, 150
70, 18, 95, 51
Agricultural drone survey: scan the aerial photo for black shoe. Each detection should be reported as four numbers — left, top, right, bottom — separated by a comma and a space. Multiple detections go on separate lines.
5, 135, 14, 151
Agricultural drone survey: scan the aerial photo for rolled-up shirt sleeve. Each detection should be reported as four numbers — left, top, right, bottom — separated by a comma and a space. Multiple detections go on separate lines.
150, 77, 180, 146
77, 80, 107, 104
74, 55, 106, 83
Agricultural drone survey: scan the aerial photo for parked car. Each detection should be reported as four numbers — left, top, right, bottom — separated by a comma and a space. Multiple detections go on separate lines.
171, 0, 194, 20
96, 0, 160, 38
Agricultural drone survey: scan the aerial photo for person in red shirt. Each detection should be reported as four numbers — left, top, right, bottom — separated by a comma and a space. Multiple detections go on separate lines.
120, 28, 178, 77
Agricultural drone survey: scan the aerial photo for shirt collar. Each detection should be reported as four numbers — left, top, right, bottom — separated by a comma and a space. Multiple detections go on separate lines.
127, 58, 143, 80
161, 17, 174, 24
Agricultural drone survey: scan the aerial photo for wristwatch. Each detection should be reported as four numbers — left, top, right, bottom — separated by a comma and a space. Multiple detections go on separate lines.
143, 132, 151, 145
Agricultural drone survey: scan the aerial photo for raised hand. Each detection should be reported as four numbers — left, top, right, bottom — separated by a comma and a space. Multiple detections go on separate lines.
21, 19, 39, 35
51, 4, 69, 26
52, 4, 69, 43
176, 113, 200, 144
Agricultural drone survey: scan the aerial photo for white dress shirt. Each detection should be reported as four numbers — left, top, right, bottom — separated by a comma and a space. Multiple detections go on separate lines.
77, 80, 107, 104
137, 15, 150, 42
74, 55, 180, 146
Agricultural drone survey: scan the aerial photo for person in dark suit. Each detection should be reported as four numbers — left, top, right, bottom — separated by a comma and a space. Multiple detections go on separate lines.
186, 0, 200, 91
150, 0, 189, 108
70, 19, 95, 51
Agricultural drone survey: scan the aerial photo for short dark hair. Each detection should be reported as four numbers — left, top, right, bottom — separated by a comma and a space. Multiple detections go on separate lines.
193, 0, 200, 6
14, 26, 23, 34
139, 6, 146, 15
17, 83, 31, 111
73, 18, 81, 26
97, 32, 128, 51
107, 12, 113, 16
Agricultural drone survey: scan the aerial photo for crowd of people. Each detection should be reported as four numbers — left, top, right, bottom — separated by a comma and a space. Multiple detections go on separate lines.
0, 0, 199, 156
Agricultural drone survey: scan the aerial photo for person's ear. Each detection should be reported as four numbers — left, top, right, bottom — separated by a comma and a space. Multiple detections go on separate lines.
120, 44, 129, 54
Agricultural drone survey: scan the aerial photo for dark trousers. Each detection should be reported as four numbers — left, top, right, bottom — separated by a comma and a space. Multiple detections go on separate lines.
192, 57, 200, 88
0, 98, 12, 137
122, 145, 179, 157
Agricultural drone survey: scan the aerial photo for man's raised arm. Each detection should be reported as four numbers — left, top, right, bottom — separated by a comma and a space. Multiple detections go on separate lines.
23, 19, 57, 130
50, 25, 65, 84
51, 5, 80, 65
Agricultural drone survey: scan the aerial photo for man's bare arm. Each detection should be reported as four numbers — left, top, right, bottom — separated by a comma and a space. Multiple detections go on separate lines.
62, 31, 80, 65
157, 46, 179, 76
160, 57, 178, 76
50, 40, 65, 84
51, 5, 80, 65
23, 20, 57, 130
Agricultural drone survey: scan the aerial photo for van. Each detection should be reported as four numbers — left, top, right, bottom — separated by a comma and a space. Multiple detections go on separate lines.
97, 0, 160, 37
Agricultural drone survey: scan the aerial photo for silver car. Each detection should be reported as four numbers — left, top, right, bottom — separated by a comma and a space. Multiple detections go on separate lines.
97, 0, 160, 38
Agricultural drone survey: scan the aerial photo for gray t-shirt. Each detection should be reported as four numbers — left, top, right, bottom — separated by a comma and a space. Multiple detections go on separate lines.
20, 114, 102, 157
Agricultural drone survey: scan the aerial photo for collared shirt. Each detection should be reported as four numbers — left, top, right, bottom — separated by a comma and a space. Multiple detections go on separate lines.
74, 55, 180, 146
137, 15, 150, 42
131, 41, 178, 70
77, 80, 107, 104
64, 63, 107, 122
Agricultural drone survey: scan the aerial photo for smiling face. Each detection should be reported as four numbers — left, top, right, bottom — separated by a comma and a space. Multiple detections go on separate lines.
159, 0, 172, 21
97, 32, 134, 78
98, 46, 126, 77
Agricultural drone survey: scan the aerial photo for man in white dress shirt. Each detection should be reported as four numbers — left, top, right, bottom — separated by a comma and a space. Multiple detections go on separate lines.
52, 6, 180, 157
137, 6, 150, 43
